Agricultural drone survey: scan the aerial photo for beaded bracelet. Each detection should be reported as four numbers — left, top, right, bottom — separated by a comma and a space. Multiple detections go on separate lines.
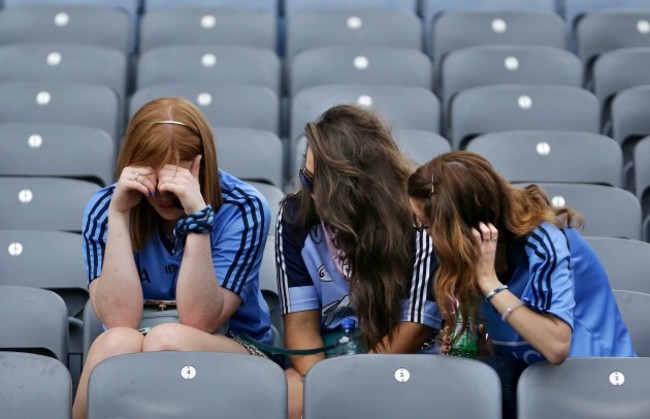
485, 284, 508, 301
501, 301, 525, 322
172, 205, 215, 254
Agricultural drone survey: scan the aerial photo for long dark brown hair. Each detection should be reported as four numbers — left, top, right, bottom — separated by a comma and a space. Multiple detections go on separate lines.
285, 104, 415, 349
407, 151, 582, 334
116, 97, 221, 250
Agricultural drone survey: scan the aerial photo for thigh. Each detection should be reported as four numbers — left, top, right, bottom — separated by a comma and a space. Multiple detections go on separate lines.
142, 323, 249, 354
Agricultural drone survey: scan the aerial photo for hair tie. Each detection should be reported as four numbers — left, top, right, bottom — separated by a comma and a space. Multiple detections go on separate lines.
172, 205, 215, 254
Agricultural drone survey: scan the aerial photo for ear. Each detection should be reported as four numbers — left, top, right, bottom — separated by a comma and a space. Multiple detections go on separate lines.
190, 154, 202, 179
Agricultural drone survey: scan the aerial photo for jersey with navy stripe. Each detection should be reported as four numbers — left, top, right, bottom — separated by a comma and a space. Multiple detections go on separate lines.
480, 222, 636, 364
82, 170, 273, 344
275, 200, 442, 352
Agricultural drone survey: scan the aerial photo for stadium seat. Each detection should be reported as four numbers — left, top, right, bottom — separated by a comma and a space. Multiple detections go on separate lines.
304, 354, 501, 419
0, 5, 132, 54
449, 85, 600, 150
286, 10, 421, 58
440, 45, 582, 113
431, 10, 566, 70
284, 0, 418, 17
393, 129, 451, 166
87, 352, 287, 419
259, 239, 284, 348
613, 290, 650, 357
81, 300, 102, 366
0, 81, 120, 141
586, 237, 650, 294
137, 45, 280, 94
518, 357, 650, 419
0, 177, 99, 233
0, 123, 114, 186
0, 352, 72, 419
143, 0, 278, 14
0, 285, 69, 365
130, 83, 280, 134
246, 181, 284, 236
634, 136, 650, 241
529, 183, 642, 240
214, 127, 283, 187
466, 131, 623, 187
140, 8, 276, 53
289, 46, 432, 96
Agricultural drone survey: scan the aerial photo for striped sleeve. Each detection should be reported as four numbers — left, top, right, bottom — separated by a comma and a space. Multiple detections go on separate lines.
215, 187, 270, 299
400, 229, 442, 329
522, 223, 575, 329
81, 186, 115, 284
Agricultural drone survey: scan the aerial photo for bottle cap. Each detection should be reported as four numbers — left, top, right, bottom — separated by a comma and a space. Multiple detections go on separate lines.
341, 317, 356, 330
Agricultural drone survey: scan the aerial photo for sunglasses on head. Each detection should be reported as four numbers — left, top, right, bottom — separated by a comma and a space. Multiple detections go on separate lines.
299, 166, 314, 191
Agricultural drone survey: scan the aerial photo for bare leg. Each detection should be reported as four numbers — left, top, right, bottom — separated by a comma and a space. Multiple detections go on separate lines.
141, 323, 250, 353
286, 367, 304, 419
72, 327, 144, 419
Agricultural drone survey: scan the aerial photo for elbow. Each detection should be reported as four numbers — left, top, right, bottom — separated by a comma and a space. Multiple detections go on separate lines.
544, 341, 570, 365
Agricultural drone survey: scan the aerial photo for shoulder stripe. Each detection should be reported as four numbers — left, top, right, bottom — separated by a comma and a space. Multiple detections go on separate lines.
408, 230, 432, 323
526, 227, 557, 311
275, 203, 291, 313
82, 187, 113, 281
538, 226, 557, 311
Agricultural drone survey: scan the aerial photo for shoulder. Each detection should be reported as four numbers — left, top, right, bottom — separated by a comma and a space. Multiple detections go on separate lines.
82, 185, 115, 228
523, 222, 570, 260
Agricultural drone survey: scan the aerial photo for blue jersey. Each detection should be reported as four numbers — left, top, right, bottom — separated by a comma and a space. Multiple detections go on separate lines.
276, 200, 442, 352
82, 170, 273, 344
481, 222, 636, 364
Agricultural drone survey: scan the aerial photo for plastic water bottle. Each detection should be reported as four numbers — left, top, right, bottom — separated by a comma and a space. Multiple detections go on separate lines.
448, 309, 478, 359
336, 317, 360, 356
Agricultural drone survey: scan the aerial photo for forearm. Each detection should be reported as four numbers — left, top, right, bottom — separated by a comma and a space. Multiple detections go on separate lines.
371, 322, 433, 354
284, 311, 325, 376
93, 210, 143, 328
175, 233, 224, 332
486, 288, 571, 364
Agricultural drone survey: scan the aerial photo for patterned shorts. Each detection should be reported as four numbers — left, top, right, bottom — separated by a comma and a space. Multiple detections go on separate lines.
226, 331, 270, 359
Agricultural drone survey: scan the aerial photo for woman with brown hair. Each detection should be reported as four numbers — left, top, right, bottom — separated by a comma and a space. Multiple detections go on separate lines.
73, 97, 272, 419
277, 104, 441, 419
407, 150, 635, 418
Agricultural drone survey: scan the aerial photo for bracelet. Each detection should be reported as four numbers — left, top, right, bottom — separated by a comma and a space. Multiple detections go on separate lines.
172, 205, 215, 254
485, 284, 508, 301
501, 301, 525, 322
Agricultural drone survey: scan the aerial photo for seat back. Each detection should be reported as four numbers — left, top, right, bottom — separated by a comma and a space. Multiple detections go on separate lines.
613, 290, 650, 357
393, 129, 451, 165
585, 237, 650, 294
633, 136, 650, 240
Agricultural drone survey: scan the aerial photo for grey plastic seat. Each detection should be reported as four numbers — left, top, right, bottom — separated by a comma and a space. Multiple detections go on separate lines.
140, 8, 276, 53
0, 177, 99, 233
531, 183, 642, 240
449, 85, 600, 150
0, 285, 69, 364
393, 129, 451, 166
81, 300, 102, 366
259, 239, 283, 347
143, 0, 278, 13
87, 352, 287, 419
576, 10, 650, 71
290, 46, 432, 96
593, 47, 650, 114
518, 357, 650, 419
564, 0, 650, 50
247, 181, 284, 236
284, 0, 417, 17
290, 84, 440, 161
586, 237, 650, 294
214, 127, 283, 187
0, 44, 127, 103
0, 352, 72, 419
440, 45, 582, 112
0, 123, 114, 186
432, 10, 566, 69
612, 85, 650, 155
0, 5, 132, 54
613, 290, 650, 357
0, 81, 120, 141
634, 136, 650, 241
466, 131, 623, 187
420, 0, 558, 56
130, 83, 279, 134
137, 45, 280, 94
286, 10, 422, 58
304, 354, 501, 419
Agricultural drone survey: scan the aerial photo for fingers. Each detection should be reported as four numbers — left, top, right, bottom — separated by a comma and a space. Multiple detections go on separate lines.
472, 222, 499, 244
121, 167, 155, 196
190, 155, 202, 179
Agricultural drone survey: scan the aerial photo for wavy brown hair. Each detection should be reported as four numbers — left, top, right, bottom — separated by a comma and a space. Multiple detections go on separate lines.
407, 151, 582, 335
285, 104, 415, 349
116, 97, 221, 250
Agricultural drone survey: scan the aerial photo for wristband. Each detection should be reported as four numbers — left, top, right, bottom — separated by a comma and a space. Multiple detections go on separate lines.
501, 301, 525, 322
172, 205, 215, 254
485, 284, 508, 301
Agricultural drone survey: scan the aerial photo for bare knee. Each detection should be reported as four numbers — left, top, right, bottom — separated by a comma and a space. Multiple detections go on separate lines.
142, 323, 186, 352
88, 327, 144, 360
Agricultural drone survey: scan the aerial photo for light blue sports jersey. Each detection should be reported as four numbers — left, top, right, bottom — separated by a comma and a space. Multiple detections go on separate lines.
276, 200, 442, 353
480, 222, 636, 364
82, 170, 272, 344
